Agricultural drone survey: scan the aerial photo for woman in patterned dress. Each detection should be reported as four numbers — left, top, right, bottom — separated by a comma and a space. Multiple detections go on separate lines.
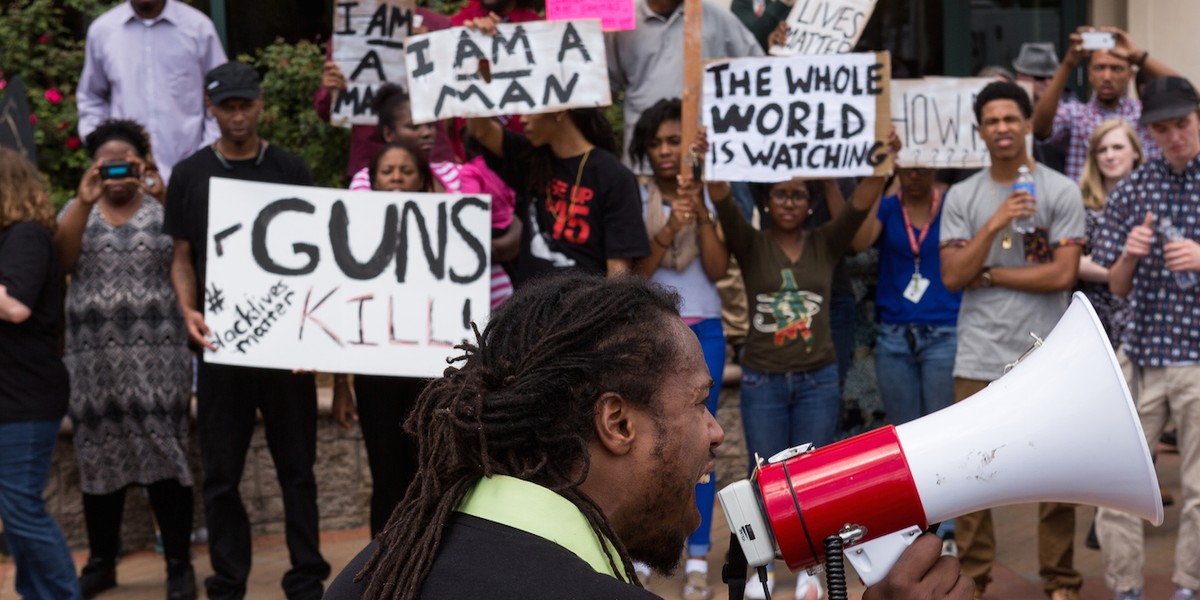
54, 120, 196, 600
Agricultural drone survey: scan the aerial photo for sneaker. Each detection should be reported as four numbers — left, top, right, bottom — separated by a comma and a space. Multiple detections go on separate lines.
683, 569, 713, 600
633, 562, 652, 587
745, 570, 775, 600
941, 538, 959, 557
1112, 589, 1142, 600
794, 570, 822, 600
1049, 588, 1080, 600
1172, 588, 1199, 600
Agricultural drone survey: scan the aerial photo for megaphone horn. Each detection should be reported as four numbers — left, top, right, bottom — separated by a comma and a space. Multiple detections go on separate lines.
720, 292, 1163, 586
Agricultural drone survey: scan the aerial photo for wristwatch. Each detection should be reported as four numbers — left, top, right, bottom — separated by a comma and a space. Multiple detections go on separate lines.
979, 267, 994, 288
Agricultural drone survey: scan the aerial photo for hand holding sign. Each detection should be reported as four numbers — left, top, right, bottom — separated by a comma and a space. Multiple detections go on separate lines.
769, 0, 878, 56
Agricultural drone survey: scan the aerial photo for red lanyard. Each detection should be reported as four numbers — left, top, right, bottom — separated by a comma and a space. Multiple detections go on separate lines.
899, 190, 940, 259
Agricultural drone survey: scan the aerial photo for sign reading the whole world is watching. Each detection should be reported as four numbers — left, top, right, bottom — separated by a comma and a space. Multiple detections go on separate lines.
201, 178, 492, 377
702, 51, 893, 182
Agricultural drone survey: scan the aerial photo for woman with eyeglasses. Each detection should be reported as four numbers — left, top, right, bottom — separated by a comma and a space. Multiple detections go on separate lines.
706, 132, 896, 598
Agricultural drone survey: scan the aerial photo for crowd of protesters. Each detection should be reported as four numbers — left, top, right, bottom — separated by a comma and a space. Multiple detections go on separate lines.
1, 1, 1198, 600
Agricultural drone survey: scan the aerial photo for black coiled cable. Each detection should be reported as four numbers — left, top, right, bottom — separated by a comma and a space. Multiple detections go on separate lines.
823, 535, 849, 600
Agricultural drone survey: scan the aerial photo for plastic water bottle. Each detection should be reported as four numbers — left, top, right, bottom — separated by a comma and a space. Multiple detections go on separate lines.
1158, 217, 1198, 289
1011, 165, 1037, 234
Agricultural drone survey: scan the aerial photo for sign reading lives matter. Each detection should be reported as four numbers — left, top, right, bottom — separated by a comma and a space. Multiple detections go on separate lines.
545, 0, 636, 31
702, 51, 892, 182
769, 0, 877, 56
404, 20, 611, 124
202, 178, 492, 378
332, 0, 416, 126
891, 77, 1035, 169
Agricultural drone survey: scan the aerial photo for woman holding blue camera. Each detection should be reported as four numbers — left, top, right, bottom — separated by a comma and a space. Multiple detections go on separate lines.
55, 120, 196, 600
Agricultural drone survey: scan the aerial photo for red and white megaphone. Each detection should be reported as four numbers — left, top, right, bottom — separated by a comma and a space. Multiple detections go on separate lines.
719, 292, 1164, 586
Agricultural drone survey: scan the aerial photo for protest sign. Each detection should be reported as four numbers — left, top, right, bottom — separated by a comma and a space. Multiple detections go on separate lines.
702, 51, 892, 182
546, 0, 635, 31
332, 0, 416, 126
891, 77, 1035, 169
769, 0, 877, 56
404, 20, 611, 124
202, 178, 492, 378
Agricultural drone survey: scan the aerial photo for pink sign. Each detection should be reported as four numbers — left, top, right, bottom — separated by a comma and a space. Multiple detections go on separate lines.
546, 0, 636, 32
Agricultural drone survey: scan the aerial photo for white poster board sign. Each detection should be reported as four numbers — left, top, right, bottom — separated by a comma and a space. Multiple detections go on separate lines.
702, 51, 892, 182
404, 20, 611, 124
891, 77, 1036, 169
769, 0, 877, 56
202, 178, 491, 377
332, 0, 415, 126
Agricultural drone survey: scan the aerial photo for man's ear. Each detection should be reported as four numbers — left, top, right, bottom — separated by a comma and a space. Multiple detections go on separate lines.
204, 96, 214, 118
593, 392, 637, 456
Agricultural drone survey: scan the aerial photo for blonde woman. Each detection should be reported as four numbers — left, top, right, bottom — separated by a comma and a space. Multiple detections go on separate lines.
1078, 119, 1144, 346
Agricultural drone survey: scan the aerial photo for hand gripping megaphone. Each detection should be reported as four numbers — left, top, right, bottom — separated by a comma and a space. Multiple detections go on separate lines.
719, 292, 1164, 588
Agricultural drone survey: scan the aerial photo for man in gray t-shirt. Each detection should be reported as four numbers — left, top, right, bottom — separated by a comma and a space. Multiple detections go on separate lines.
938, 81, 1086, 599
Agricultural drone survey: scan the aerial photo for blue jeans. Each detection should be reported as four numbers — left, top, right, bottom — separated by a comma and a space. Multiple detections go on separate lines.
740, 363, 842, 473
0, 419, 81, 600
687, 318, 726, 557
874, 323, 957, 426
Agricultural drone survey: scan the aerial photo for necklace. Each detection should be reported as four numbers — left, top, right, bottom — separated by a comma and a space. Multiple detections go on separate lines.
993, 179, 1014, 250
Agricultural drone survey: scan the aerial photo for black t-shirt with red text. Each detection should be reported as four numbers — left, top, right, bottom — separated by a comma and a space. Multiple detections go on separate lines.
485, 130, 648, 283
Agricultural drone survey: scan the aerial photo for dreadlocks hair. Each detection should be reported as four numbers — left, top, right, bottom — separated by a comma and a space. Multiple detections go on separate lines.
358, 274, 683, 600
525, 107, 620, 194
628, 97, 682, 169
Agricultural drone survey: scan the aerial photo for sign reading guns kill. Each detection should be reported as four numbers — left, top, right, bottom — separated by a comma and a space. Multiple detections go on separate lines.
404, 20, 611, 124
703, 51, 892, 182
202, 178, 491, 378
891, 78, 1035, 169
332, 0, 416, 126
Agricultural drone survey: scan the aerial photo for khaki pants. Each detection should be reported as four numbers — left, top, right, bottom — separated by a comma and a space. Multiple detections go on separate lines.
952, 378, 1082, 593
1096, 356, 1200, 593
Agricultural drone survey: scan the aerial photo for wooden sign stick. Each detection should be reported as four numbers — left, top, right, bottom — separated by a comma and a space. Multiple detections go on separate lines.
680, 0, 703, 183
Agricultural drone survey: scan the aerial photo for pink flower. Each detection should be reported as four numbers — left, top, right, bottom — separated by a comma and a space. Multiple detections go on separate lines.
65, 137, 81, 151
29, 114, 37, 125
44, 88, 62, 105
38, 35, 49, 44
0, 80, 6, 91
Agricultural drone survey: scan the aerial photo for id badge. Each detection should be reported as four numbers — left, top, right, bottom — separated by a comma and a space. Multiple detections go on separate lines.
903, 273, 930, 304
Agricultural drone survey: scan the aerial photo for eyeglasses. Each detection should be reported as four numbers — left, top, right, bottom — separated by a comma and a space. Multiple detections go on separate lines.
769, 189, 808, 204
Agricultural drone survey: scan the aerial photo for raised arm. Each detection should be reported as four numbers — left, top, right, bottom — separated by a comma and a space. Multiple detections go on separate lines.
54, 162, 103, 272
1032, 33, 1084, 140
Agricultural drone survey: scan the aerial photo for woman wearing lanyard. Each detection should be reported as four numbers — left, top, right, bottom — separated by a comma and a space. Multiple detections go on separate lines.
853, 167, 962, 426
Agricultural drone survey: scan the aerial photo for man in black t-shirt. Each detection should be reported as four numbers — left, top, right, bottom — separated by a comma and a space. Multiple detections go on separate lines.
164, 62, 330, 600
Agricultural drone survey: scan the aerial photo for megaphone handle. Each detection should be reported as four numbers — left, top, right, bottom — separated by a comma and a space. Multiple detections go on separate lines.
842, 525, 924, 587
722, 532, 749, 599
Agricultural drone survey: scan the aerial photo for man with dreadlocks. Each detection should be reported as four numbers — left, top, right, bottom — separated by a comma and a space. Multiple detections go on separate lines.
325, 275, 971, 600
